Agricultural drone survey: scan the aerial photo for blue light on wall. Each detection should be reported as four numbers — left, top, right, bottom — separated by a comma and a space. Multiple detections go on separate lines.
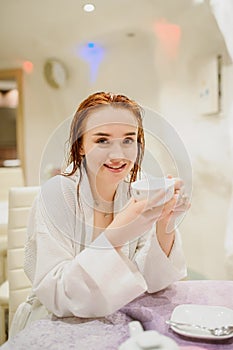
78, 42, 105, 83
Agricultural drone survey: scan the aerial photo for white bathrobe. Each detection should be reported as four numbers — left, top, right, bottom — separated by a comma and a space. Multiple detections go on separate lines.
12, 169, 186, 334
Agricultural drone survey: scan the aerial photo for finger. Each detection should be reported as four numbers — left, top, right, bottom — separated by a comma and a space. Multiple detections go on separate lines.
174, 202, 191, 212
163, 200, 191, 233
166, 175, 184, 191
174, 178, 184, 191
175, 194, 190, 208
164, 194, 179, 210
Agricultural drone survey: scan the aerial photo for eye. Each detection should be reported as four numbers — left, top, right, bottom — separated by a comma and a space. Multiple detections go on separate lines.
123, 137, 135, 145
96, 138, 109, 145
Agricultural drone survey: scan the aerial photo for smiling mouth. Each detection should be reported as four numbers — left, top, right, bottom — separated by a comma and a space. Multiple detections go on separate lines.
104, 163, 127, 171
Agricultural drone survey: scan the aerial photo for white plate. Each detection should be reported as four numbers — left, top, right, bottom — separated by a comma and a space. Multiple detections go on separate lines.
170, 304, 233, 340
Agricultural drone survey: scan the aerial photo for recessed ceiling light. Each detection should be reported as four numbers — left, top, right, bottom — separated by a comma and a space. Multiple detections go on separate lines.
83, 3, 95, 12
193, 0, 204, 4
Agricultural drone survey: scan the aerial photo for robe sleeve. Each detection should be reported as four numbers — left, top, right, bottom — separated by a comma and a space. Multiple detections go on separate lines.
26, 176, 146, 318
132, 225, 187, 292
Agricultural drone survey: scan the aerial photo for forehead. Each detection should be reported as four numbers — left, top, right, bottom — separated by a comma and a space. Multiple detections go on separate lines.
84, 106, 138, 133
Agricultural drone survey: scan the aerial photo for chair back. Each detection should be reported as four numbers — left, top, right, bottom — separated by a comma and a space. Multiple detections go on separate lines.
0, 167, 25, 283
0, 167, 24, 201
7, 186, 39, 327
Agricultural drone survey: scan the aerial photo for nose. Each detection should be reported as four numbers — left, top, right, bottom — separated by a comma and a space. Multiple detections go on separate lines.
108, 140, 125, 160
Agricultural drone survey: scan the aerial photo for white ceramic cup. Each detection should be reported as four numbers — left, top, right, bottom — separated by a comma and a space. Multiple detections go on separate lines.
131, 176, 175, 206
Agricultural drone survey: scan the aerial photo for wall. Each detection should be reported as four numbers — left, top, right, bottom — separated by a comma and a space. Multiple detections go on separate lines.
157, 55, 233, 279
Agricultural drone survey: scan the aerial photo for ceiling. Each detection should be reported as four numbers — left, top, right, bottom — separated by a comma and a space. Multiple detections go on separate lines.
0, 0, 228, 70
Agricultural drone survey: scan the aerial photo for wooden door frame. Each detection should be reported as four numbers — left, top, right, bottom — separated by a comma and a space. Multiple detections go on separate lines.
0, 68, 25, 180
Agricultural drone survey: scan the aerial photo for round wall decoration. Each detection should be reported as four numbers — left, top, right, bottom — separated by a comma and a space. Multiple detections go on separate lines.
43, 59, 67, 88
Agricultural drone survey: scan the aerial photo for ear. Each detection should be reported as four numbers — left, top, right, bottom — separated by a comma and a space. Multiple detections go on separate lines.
79, 145, 85, 156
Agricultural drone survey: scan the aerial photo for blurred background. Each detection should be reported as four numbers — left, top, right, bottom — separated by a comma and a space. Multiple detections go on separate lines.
0, 0, 233, 281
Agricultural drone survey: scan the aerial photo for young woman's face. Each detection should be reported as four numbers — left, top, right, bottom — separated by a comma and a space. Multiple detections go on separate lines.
81, 106, 139, 185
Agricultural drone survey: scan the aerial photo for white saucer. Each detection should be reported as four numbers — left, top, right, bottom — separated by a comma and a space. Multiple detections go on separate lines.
170, 304, 233, 340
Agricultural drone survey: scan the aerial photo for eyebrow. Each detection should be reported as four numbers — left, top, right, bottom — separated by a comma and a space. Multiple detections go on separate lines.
92, 132, 137, 137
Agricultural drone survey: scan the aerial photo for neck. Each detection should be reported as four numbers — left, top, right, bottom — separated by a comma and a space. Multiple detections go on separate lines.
90, 178, 116, 217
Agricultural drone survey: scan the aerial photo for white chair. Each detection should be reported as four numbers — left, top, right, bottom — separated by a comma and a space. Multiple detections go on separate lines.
0, 186, 39, 344
0, 168, 25, 202
0, 280, 8, 344
0, 167, 24, 284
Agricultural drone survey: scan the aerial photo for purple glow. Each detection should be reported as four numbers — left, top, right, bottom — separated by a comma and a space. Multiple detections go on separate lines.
78, 42, 105, 83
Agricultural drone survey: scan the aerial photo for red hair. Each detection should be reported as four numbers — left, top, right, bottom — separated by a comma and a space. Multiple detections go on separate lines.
65, 91, 145, 184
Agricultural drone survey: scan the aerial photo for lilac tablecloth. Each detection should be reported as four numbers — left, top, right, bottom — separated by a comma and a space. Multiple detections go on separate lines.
1, 280, 233, 350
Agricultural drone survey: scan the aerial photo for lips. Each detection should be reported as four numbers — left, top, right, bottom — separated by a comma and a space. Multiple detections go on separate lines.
104, 163, 127, 172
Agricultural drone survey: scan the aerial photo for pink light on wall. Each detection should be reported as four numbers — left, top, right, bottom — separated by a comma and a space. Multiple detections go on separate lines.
154, 19, 181, 59
23, 60, 34, 73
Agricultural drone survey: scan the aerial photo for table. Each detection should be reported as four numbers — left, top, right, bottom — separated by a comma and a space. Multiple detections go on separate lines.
1, 280, 233, 350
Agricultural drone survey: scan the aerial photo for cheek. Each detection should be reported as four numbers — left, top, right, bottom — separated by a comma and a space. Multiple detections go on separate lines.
85, 147, 108, 163
124, 146, 138, 163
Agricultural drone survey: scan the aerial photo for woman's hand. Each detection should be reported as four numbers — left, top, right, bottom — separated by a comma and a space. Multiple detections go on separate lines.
104, 176, 190, 248
154, 176, 190, 256
104, 189, 169, 247
157, 176, 191, 233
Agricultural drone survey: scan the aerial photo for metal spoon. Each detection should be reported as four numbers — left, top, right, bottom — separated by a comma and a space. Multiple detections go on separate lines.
166, 320, 233, 336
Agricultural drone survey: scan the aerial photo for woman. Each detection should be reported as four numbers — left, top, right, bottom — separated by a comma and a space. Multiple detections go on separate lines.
11, 92, 188, 335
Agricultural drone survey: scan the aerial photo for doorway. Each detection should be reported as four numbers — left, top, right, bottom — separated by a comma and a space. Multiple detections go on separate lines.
0, 69, 25, 175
